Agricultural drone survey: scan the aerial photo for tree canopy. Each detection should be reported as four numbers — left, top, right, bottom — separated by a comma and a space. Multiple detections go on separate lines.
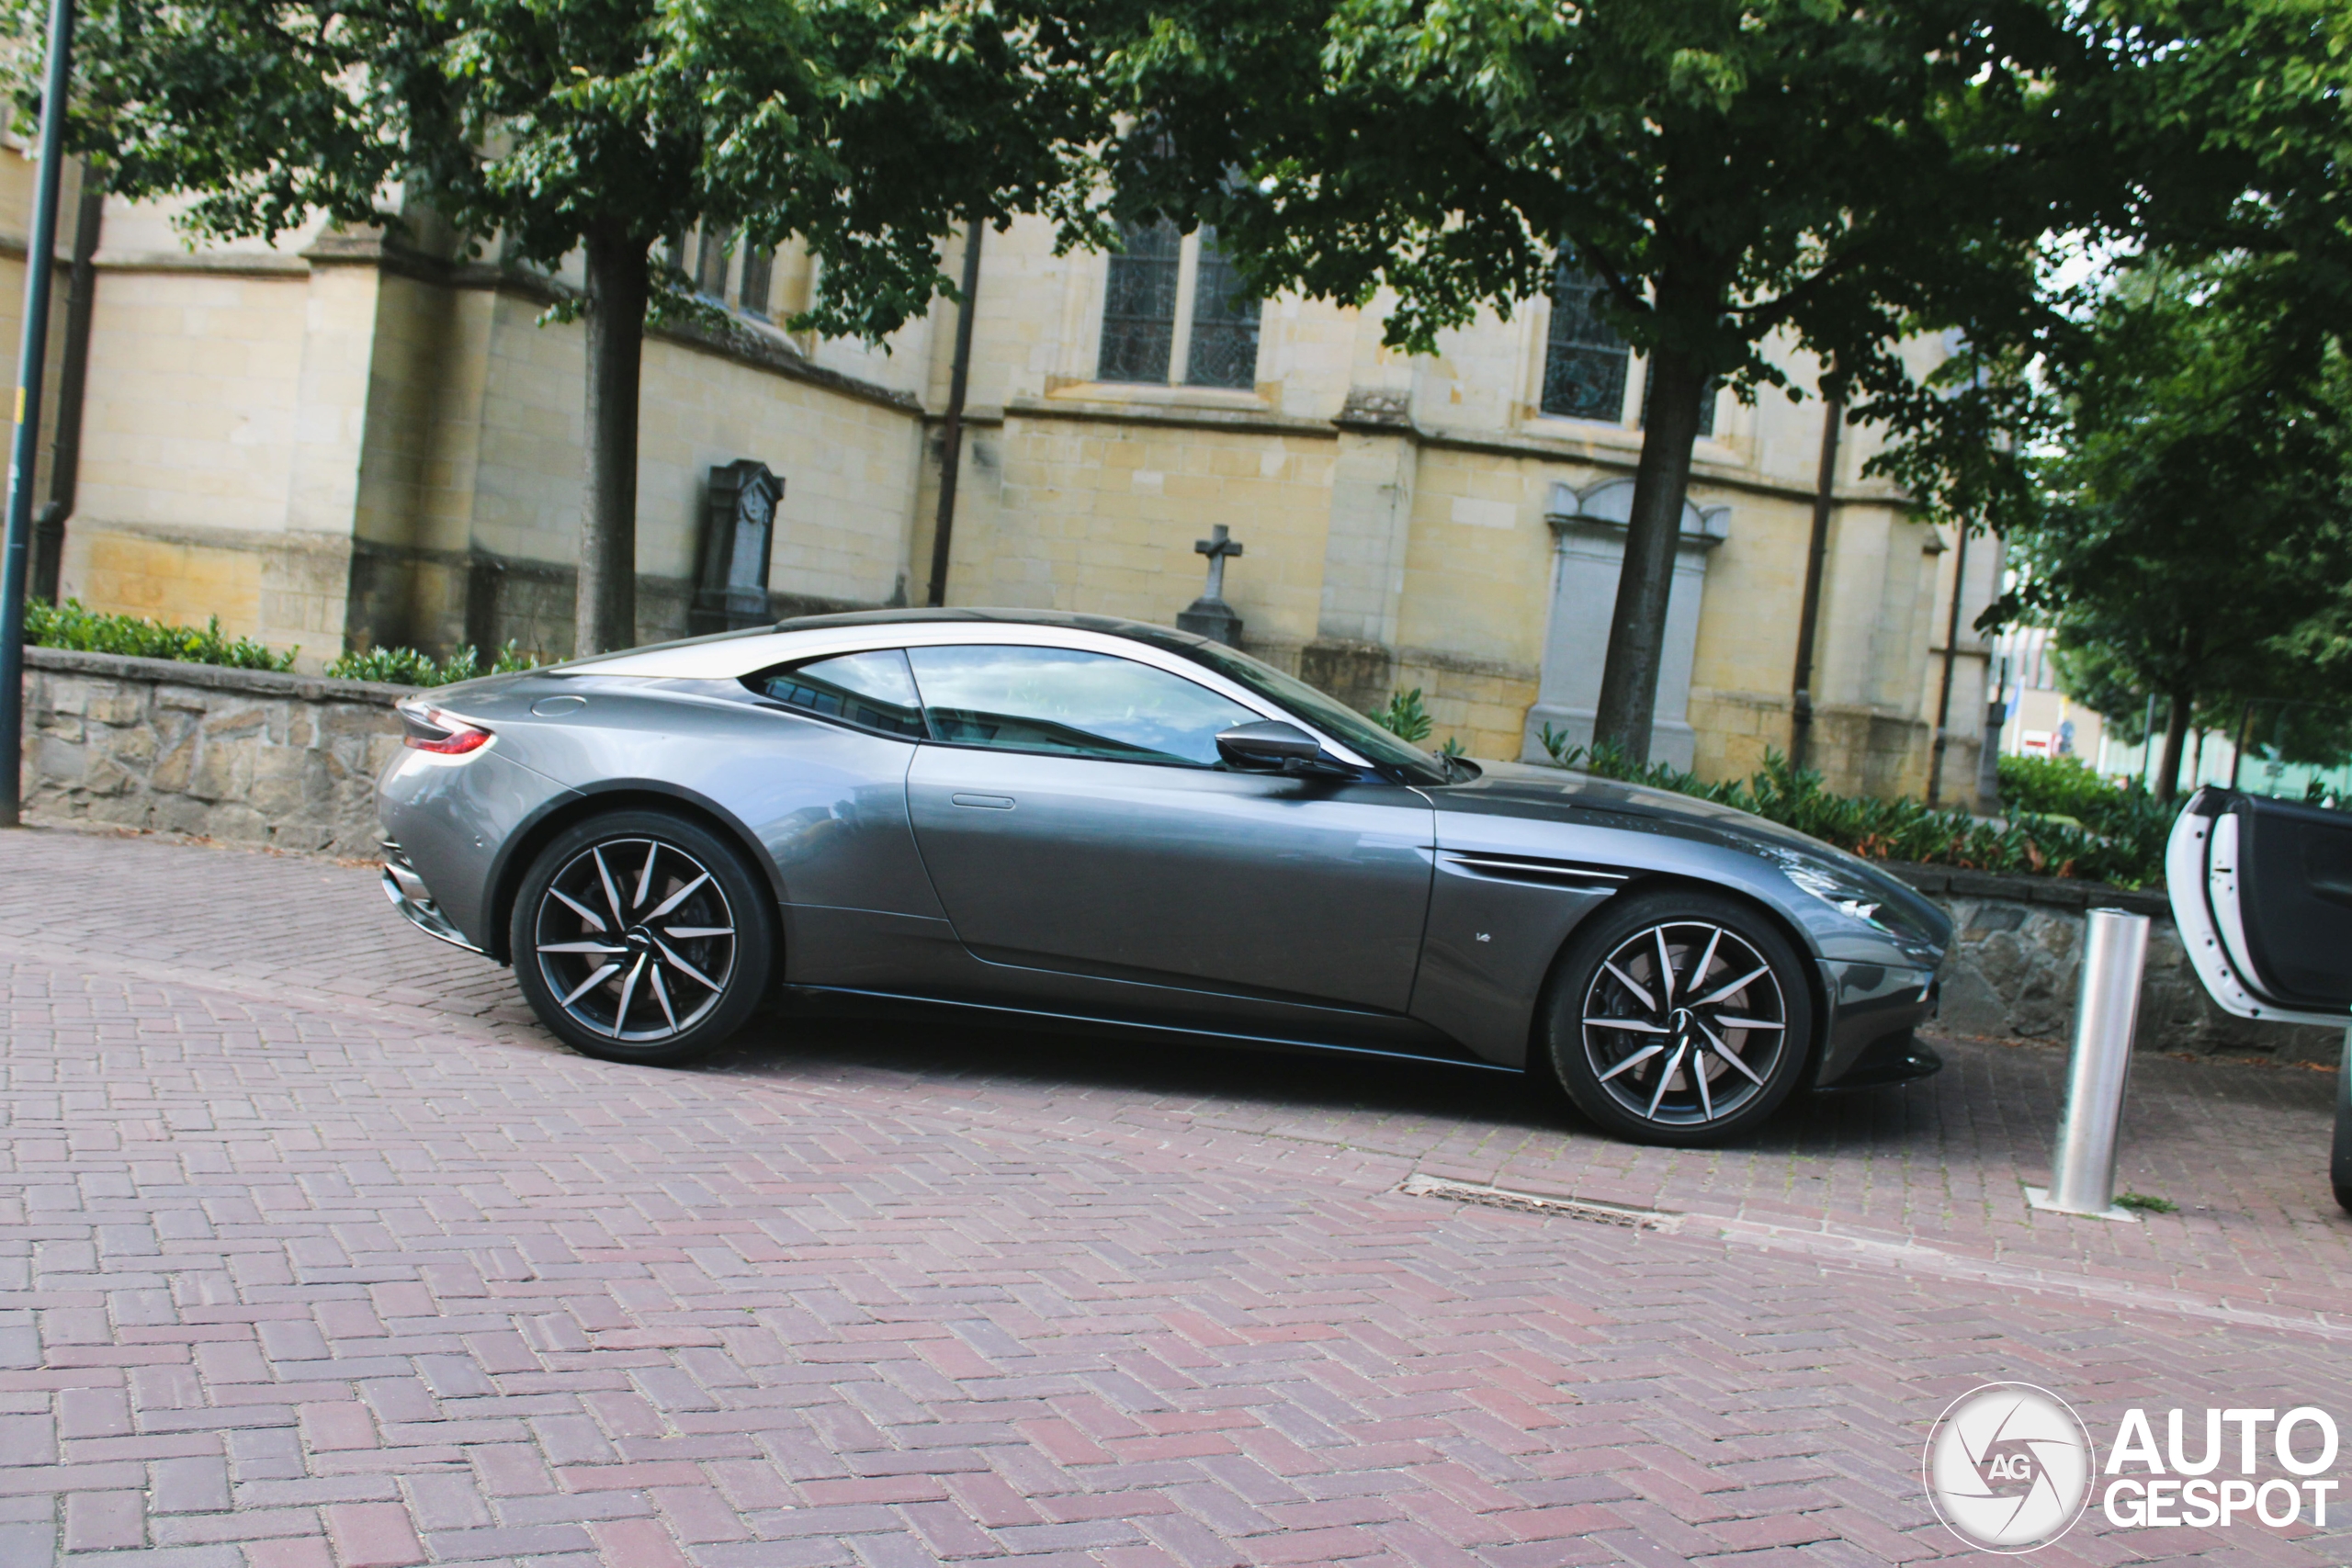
1984, 261, 2352, 798
1096, 0, 2086, 759
1871, 0, 2352, 801
21, 0, 1110, 650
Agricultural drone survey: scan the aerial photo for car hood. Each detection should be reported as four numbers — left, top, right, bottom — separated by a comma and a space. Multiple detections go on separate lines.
1437, 760, 1953, 953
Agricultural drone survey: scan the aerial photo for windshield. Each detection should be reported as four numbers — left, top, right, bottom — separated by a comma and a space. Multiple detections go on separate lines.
1175, 640, 1452, 784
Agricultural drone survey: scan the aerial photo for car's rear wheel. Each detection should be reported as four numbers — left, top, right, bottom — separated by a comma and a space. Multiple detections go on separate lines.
1544, 891, 1814, 1146
510, 809, 773, 1066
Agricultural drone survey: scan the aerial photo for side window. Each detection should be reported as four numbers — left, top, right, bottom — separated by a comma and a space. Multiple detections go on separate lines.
756, 649, 928, 739
905, 645, 1258, 767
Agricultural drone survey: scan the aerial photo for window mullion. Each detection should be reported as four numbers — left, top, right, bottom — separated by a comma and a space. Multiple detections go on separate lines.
1169, 232, 1202, 387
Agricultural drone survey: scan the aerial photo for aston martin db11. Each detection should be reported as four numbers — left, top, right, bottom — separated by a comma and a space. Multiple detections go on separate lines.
377, 608, 1951, 1145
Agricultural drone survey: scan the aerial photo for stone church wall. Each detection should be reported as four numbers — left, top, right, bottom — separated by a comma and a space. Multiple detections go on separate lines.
17, 182, 2004, 802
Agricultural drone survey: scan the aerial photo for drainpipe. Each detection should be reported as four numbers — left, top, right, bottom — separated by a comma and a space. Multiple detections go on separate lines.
1975, 658, 2006, 812
923, 220, 983, 608
29, 172, 100, 604
1925, 523, 1970, 806
1788, 391, 1843, 773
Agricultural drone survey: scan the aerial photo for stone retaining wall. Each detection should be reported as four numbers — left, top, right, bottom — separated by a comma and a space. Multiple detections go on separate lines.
17, 648, 2343, 1060
21, 648, 410, 858
1890, 864, 2341, 1063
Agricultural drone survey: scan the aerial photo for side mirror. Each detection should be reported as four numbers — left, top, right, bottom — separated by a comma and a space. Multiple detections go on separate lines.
1217, 719, 1336, 773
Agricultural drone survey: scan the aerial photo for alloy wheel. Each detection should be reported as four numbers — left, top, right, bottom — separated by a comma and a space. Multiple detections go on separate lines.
1579, 919, 1789, 1129
531, 837, 738, 1043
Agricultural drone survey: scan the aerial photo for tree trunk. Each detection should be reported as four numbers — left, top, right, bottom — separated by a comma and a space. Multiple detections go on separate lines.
1592, 344, 1708, 763
577, 225, 651, 656
2155, 687, 2192, 803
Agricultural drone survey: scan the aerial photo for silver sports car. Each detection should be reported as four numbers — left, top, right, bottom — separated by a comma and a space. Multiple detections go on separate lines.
377, 608, 1951, 1145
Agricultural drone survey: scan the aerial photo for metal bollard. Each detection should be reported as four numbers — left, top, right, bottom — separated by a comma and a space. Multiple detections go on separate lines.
2033, 908, 2151, 1219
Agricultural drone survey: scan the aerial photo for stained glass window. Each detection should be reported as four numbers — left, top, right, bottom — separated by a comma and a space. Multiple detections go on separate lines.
1184, 229, 1261, 389
739, 248, 775, 318
1097, 220, 1181, 383
1541, 265, 1631, 423
695, 225, 734, 299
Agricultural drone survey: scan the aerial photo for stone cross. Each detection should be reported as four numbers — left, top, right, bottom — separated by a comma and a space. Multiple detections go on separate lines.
1193, 525, 1244, 602
1178, 525, 1246, 646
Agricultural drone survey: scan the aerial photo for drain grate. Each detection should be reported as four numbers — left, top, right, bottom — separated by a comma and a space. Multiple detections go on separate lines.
1399, 1173, 1679, 1231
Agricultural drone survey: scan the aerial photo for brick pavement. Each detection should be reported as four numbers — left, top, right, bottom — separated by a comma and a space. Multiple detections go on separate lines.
5, 822, 2352, 1566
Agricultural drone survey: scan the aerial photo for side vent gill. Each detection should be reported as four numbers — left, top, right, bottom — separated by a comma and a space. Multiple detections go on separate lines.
1442, 852, 1628, 892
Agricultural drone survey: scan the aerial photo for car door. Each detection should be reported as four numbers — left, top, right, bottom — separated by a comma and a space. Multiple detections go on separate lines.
2170, 787, 2352, 1022
900, 642, 1436, 1011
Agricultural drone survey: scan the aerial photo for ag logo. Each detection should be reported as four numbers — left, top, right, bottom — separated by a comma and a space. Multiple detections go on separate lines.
1924, 1382, 2095, 1552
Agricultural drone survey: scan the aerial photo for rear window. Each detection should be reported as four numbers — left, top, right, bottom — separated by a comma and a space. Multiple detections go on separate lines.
752, 649, 928, 739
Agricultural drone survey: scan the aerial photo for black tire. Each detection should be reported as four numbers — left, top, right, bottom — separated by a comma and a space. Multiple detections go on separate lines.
1544, 890, 1815, 1147
509, 809, 774, 1067
2332, 1032, 2352, 1216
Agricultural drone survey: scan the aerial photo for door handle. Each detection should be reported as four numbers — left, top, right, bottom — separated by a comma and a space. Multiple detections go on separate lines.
950, 794, 1015, 810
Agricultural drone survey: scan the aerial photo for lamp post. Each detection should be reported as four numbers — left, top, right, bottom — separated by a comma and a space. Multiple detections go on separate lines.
0, 0, 79, 828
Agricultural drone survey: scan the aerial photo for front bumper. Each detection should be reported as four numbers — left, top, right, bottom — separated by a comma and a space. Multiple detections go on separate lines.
381, 840, 488, 956
1815, 960, 1939, 1087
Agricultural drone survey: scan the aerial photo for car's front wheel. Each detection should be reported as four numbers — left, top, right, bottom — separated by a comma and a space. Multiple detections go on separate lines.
510, 809, 774, 1066
1544, 891, 1814, 1146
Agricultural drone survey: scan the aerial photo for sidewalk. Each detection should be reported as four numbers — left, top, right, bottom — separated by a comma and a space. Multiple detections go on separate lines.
2, 822, 2348, 1565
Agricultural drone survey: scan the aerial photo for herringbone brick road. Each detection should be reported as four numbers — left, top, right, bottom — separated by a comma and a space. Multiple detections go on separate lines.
4, 823, 2351, 1566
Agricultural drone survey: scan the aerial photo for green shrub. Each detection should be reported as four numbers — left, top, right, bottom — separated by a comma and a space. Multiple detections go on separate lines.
324, 640, 544, 687
1370, 686, 1435, 743
1999, 753, 2114, 818
1536, 728, 2173, 887
1371, 687, 1477, 761
1996, 753, 2176, 879
27, 598, 295, 671
25, 599, 551, 691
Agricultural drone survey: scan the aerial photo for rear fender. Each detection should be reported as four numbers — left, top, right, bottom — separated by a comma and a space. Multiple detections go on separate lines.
481, 782, 786, 965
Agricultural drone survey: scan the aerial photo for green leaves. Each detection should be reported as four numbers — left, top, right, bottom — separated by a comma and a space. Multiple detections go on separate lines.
1108, 0, 2069, 382
1980, 257, 2352, 754
11, 0, 1115, 346
323, 638, 544, 684
26, 599, 297, 671
10, 0, 410, 243
1541, 740, 2175, 886
1369, 686, 1434, 743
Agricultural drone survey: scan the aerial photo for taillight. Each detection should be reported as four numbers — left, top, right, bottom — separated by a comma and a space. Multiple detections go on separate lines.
399, 702, 492, 755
